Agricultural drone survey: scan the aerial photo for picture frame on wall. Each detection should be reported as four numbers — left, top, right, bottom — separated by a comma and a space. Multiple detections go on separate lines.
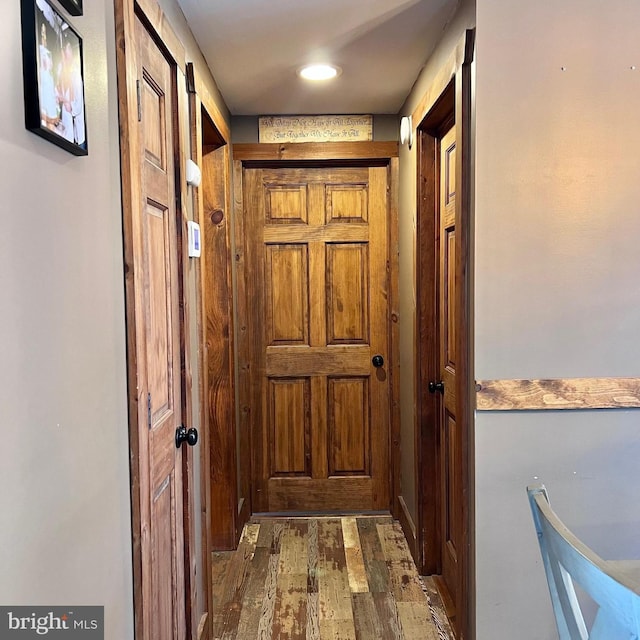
20, 0, 88, 156
57, 0, 82, 17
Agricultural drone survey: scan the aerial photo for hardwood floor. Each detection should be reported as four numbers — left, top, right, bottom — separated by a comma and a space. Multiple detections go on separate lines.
211, 516, 454, 639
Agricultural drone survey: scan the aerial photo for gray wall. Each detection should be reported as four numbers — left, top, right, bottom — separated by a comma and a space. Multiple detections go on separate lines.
0, 0, 231, 636
0, 1, 133, 637
475, 0, 640, 637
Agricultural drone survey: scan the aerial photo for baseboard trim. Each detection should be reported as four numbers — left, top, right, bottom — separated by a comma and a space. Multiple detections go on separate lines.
397, 495, 418, 565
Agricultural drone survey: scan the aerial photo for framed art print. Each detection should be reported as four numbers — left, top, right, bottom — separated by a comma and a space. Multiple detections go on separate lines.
20, 0, 88, 156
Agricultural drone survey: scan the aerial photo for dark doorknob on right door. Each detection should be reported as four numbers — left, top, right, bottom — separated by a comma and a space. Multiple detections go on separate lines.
372, 355, 384, 368
429, 380, 445, 394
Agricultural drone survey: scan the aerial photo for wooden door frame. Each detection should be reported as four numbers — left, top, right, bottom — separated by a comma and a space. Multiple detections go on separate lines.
114, 1, 213, 638
233, 141, 401, 519
414, 30, 475, 639
186, 63, 239, 556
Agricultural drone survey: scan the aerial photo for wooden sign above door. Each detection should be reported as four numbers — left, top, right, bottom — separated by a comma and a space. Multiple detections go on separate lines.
258, 115, 372, 143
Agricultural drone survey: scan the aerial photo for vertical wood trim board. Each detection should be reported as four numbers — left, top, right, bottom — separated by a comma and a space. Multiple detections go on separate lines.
476, 378, 640, 410
389, 157, 402, 522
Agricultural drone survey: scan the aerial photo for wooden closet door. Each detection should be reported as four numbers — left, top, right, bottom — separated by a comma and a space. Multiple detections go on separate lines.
244, 165, 390, 512
134, 17, 186, 639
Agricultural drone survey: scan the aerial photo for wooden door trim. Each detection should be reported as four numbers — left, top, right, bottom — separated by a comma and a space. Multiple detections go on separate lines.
134, 0, 185, 70
233, 142, 400, 518
232, 156, 252, 530
193, 113, 239, 550
415, 29, 475, 640
114, 3, 147, 637
187, 64, 230, 144
114, 0, 198, 637
186, 71, 237, 633
233, 141, 398, 162
389, 157, 401, 521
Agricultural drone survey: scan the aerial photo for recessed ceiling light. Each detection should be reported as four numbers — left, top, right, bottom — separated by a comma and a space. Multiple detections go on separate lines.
298, 63, 341, 81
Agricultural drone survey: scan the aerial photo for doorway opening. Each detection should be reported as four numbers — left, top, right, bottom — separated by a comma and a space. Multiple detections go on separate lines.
232, 142, 401, 518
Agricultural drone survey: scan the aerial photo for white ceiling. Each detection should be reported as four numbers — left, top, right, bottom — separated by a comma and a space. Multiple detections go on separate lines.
176, 0, 460, 116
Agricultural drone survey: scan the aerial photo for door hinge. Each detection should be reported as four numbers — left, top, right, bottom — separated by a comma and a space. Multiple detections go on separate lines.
136, 80, 142, 122
147, 392, 152, 429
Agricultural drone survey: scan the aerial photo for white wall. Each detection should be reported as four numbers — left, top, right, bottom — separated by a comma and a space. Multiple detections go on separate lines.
0, 1, 133, 638
475, 1, 640, 637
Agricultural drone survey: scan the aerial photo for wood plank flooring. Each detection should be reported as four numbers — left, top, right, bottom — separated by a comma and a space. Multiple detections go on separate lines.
211, 516, 454, 640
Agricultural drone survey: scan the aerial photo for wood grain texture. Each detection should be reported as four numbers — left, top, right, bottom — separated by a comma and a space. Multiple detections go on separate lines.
438, 123, 460, 621
357, 518, 390, 594
190, 91, 216, 634
421, 576, 456, 639
410, 27, 470, 128
114, 3, 146, 637
135, 0, 185, 70
396, 601, 438, 640
202, 144, 238, 550
413, 29, 476, 640
342, 518, 369, 594
415, 121, 440, 578
241, 162, 391, 513
233, 158, 253, 531
268, 478, 373, 512
454, 31, 476, 640
476, 377, 640, 410
388, 157, 401, 523
210, 516, 448, 639
177, 66, 201, 640
120, 10, 187, 640
189, 64, 230, 143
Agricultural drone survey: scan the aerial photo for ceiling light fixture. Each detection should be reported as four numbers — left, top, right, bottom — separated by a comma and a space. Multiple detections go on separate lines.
298, 63, 341, 81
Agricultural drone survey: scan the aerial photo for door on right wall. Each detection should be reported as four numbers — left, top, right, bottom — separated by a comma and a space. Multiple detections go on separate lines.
436, 122, 462, 627
418, 34, 474, 640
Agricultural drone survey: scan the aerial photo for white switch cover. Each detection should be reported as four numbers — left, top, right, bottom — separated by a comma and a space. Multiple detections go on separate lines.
187, 221, 201, 258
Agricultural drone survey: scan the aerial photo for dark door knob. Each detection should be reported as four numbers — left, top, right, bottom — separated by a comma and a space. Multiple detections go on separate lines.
175, 426, 199, 448
372, 355, 384, 368
428, 381, 445, 394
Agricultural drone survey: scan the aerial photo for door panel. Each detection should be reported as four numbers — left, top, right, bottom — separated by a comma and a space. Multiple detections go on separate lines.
328, 377, 370, 475
265, 244, 309, 344
134, 16, 185, 639
244, 165, 390, 512
269, 378, 310, 476
438, 124, 461, 625
326, 244, 369, 343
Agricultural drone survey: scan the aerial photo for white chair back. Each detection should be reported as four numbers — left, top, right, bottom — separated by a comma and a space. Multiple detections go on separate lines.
528, 484, 640, 639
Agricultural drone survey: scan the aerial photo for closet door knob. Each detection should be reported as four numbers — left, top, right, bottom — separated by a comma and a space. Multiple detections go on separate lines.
428, 381, 444, 394
175, 426, 199, 448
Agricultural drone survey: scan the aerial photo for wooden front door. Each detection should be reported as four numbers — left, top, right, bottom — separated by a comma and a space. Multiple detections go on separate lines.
437, 123, 461, 619
133, 17, 186, 638
243, 164, 391, 513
